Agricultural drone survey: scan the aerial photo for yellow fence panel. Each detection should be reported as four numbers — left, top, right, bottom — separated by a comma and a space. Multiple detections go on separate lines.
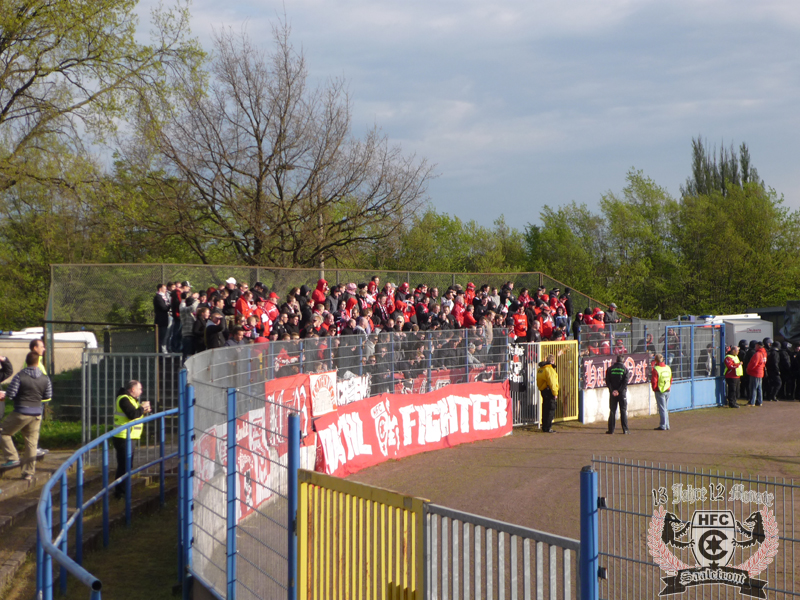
540, 340, 579, 422
297, 469, 426, 600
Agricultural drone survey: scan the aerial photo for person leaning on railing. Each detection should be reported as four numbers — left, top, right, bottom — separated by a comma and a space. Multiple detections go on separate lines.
1, 352, 52, 480
112, 380, 151, 500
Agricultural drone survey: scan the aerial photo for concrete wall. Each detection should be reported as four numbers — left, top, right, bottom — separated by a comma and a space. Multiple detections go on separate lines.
581, 377, 724, 424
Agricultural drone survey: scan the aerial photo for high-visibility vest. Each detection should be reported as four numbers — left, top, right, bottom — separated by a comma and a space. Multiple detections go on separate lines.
39, 356, 51, 402
724, 354, 743, 377
113, 394, 144, 440
653, 365, 672, 393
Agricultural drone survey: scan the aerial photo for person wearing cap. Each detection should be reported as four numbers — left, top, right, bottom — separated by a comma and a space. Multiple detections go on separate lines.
465, 283, 476, 305
536, 354, 559, 433
205, 311, 227, 349
723, 346, 743, 408
765, 342, 782, 402
538, 305, 555, 339
651, 353, 672, 430
606, 355, 630, 434
604, 303, 622, 324
746, 341, 766, 406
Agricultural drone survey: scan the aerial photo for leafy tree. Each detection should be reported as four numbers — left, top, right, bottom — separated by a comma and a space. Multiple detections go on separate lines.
681, 137, 762, 198
125, 25, 433, 268
0, 0, 198, 192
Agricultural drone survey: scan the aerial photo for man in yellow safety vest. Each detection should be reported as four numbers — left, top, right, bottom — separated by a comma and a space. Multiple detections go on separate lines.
651, 354, 672, 431
537, 354, 560, 433
113, 381, 151, 499
723, 346, 743, 409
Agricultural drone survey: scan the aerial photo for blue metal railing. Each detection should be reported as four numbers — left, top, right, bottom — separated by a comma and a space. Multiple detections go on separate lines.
36, 409, 180, 600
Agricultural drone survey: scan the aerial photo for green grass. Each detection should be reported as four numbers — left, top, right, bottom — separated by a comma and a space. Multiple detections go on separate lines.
60, 498, 179, 600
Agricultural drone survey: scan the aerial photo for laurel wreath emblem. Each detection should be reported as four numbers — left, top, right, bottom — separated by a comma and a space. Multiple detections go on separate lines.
647, 504, 779, 577
647, 505, 690, 575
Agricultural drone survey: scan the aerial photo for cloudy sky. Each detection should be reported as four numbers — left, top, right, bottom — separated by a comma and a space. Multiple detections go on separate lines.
146, 0, 800, 226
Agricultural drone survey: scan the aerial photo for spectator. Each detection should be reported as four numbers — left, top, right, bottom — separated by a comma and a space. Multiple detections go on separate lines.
612, 338, 628, 355
192, 306, 210, 354
554, 306, 569, 331
0, 352, 52, 480
180, 292, 200, 359
765, 342, 782, 402
312, 279, 328, 306
467, 343, 483, 367
747, 341, 766, 406
225, 326, 246, 347
604, 303, 622, 324
205, 311, 227, 349
528, 319, 543, 343
153, 283, 171, 353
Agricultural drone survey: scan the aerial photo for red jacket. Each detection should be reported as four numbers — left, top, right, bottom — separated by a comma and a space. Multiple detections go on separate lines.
235, 297, 252, 318
512, 313, 527, 339
538, 314, 554, 339
746, 348, 766, 378
463, 311, 477, 328
311, 279, 327, 306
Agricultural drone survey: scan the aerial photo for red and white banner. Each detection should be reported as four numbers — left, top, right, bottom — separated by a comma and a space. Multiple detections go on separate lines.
583, 353, 652, 389
315, 381, 512, 477
309, 371, 338, 416
400, 366, 498, 394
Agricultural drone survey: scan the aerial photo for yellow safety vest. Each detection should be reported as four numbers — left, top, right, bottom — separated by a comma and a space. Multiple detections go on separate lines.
39, 356, 51, 402
113, 394, 144, 440
724, 354, 743, 377
653, 364, 672, 393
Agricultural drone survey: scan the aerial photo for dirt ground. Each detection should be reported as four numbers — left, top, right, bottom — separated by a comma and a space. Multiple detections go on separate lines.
350, 400, 800, 540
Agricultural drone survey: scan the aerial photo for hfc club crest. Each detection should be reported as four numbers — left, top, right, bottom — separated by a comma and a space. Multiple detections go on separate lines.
648, 505, 779, 597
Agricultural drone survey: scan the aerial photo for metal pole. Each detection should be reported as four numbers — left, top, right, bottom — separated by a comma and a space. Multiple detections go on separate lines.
44, 494, 53, 600
579, 465, 599, 600
177, 371, 186, 587
184, 384, 195, 600
76, 454, 84, 565
59, 473, 68, 594
102, 440, 110, 547
125, 430, 132, 526
287, 413, 301, 600
226, 388, 238, 600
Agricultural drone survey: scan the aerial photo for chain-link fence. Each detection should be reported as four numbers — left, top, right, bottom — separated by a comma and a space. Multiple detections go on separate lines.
49, 264, 618, 326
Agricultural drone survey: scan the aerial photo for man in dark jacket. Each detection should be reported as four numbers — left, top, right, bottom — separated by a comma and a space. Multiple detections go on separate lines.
153, 283, 171, 353
765, 342, 782, 402
779, 341, 793, 399
0, 352, 52, 479
606, 355, 630, 434
205, 311, 227, 349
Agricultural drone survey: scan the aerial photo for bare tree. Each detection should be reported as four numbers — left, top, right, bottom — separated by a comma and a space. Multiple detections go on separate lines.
132, 24, 433, 267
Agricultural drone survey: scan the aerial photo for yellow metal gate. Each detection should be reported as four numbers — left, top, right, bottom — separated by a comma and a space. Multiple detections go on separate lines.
297, 469, 425, 600
539, 340, 579, 422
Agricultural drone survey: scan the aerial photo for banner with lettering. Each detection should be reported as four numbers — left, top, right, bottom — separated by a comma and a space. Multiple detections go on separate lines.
582, 353, 652, 389
314, 381, 512, 477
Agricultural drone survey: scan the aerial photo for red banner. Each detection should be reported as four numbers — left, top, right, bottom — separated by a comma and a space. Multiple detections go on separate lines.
395, 365, 499, 394
264, 373, 314, 451
582, 353, 652, 389
315, 381, 512, 477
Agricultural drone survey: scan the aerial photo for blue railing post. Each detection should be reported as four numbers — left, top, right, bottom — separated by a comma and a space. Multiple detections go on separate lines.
580, 465, 599, 600
59, 473, 68, 594
102, 440, 110, 547
44, 494, 53, 600
36, 528, 43, 595
185, 384, 196, 600
125, 430, 132, 526
287, 413, 300, 600
76, 455, 84, 565
226, 387, 238, 600
177, 371, 186, 587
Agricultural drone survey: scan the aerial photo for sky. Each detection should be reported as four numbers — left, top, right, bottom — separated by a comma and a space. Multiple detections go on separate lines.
141, 0, 800, 226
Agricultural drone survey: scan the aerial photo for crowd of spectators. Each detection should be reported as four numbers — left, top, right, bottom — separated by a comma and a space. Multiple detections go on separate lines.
153, 276, 586, 380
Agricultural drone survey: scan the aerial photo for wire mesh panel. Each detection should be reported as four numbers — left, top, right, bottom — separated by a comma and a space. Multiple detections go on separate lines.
508, 342, 539, 426
594, 457, 799, 600
542, 340, 579, 422
81, 351, 181, 468
425, 503, 580, 600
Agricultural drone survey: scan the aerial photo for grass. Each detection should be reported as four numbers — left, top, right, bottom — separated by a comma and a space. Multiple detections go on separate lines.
60, 498, 179, 600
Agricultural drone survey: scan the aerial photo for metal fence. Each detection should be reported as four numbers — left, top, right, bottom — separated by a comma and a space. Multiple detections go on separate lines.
592, 457, 799, 600
81, 352, 182, 467
297, 469, 426, 600
425, 503, 581, 600
48, 263, 615, 326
